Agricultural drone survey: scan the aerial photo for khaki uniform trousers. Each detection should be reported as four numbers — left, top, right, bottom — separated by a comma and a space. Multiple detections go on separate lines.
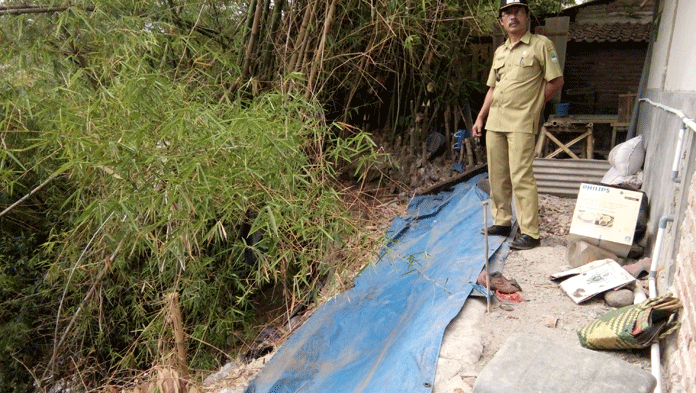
485, 130, 540, 239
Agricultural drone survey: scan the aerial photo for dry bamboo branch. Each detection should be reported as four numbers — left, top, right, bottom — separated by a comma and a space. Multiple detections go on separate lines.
44, 238, 124, 385
0, 173, 57, 218
0, 6, 94, 16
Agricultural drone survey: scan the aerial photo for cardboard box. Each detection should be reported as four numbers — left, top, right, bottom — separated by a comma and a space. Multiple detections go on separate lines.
568, 183, 644, 258
559, 260, 636, 303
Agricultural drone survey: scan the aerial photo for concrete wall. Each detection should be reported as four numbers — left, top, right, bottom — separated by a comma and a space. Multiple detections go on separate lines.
647, 0, 696, 91
638, 0, 696, 391
639, 91, 696, 260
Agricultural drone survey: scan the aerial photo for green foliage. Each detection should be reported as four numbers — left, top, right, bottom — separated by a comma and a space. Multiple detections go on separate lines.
0, 0, 578, 390
0, 2, 384, 390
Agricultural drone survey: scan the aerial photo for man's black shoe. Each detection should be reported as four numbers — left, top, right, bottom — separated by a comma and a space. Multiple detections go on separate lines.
480, 225, 512, 236
510, 234, 541, 250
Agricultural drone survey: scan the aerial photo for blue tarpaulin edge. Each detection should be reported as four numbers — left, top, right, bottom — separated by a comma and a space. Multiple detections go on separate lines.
244, 173, 507, 393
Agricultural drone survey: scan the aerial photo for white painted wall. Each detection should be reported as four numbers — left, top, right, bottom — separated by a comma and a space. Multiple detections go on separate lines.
640, 3, 696, 392
647, 0, 696, 91
640, 0, 696, 288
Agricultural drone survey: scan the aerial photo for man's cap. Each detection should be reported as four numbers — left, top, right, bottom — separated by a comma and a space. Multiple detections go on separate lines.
499, 0, 529, 16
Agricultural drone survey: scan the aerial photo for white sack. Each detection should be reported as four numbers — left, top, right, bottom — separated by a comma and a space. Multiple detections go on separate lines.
608, 135, 644, 176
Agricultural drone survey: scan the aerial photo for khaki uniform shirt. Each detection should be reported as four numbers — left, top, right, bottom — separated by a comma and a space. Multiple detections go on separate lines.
485, 31, 563, 134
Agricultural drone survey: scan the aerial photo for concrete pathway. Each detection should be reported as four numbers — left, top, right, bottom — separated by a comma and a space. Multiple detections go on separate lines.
434, 298, 487, 393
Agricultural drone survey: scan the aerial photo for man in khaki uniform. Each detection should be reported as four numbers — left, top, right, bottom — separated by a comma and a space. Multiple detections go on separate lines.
472, 0, 564, 250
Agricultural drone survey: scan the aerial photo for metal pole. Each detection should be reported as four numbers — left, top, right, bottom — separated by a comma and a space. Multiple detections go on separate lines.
482, 201, 490, 313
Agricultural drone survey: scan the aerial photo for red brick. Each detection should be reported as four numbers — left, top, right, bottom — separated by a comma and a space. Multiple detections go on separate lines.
671, 164, 696, 391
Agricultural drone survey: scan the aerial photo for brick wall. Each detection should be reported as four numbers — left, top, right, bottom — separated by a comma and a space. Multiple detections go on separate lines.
562, 42, 647, 114
670, 161, 696, 392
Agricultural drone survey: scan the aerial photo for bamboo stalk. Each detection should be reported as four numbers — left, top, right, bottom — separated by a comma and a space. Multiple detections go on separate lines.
444, 105, 452, 159
0, 6, 89, 16
288, 0, 317, 73
260, 0, 285, 76
306, 0, 338, 99
466, 138, 474, 168
237, 0, 258, 66
388, 71, 403, 143
462, 102, 482, 165
457, 106, 465, 165
166, 292, 189, 378
242, 0, 266, 79
341, 19, 379, 123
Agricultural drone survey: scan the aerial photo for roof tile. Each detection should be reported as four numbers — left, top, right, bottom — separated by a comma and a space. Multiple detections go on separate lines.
569, 22, 652, 43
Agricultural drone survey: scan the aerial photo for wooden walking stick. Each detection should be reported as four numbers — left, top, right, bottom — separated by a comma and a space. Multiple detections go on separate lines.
482, 201, 490, 313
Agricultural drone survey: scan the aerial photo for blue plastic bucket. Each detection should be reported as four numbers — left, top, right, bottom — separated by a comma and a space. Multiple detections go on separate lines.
554, 102, 570, 117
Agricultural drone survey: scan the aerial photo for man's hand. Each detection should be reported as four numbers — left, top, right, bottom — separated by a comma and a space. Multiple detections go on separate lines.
472, 87, 495, 138
472, 119, 484, 137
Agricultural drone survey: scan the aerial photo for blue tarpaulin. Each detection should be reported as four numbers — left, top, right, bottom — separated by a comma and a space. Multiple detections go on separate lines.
245, 174, 507, 393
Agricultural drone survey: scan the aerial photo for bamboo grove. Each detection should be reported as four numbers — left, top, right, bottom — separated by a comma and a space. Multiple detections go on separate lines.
0, 0, 567, 391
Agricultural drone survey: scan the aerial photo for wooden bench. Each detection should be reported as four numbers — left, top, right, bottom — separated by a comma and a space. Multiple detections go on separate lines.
535, 117, 594, 159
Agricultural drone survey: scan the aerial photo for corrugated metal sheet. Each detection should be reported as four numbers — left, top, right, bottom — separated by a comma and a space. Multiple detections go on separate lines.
533, 158, 611, 197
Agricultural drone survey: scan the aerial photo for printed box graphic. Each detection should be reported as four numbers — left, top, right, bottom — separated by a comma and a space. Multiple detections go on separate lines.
568, 183, 643, 258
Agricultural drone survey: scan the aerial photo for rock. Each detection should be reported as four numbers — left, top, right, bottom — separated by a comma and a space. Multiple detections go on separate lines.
543, 315, 558, 328
623, 257, 652, 278
604, 288, 635, 307
628, 243, 645, 259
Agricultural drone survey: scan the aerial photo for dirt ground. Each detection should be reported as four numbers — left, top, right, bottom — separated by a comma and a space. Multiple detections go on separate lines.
430, 192, 654, 393
472, 193, 651, 375
203, 180, 655, 393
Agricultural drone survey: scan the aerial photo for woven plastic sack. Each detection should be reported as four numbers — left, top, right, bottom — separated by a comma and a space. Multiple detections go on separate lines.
578, 294, 681, 350
601, 166, 643, 188
608, 135, 644, 176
